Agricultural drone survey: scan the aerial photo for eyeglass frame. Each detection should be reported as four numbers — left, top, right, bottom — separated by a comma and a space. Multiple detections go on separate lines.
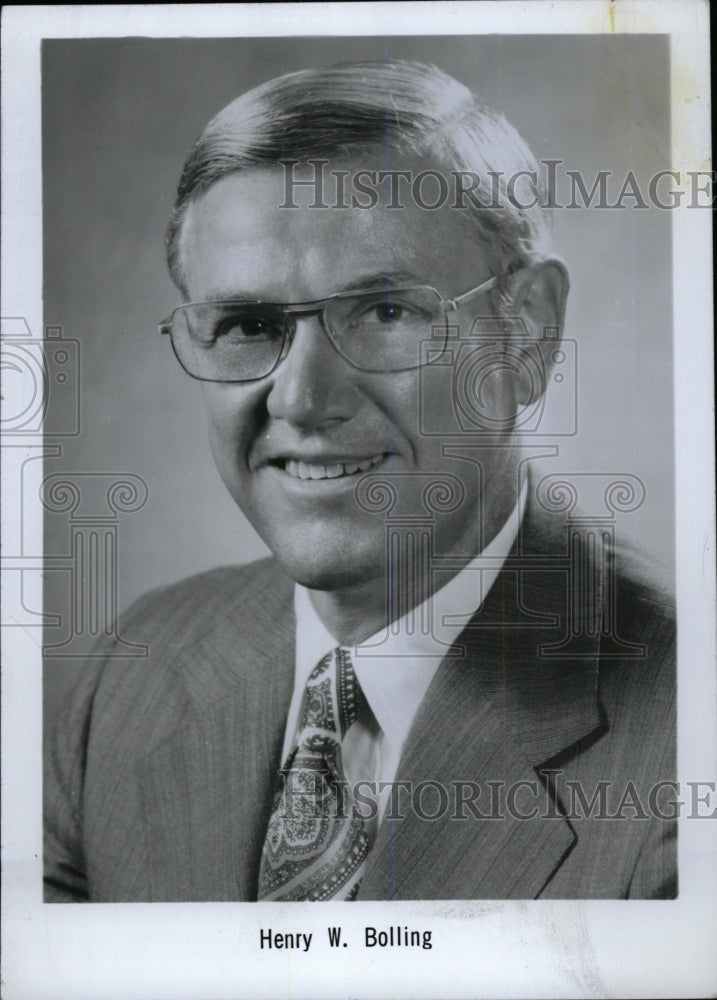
158, 261, 523, 383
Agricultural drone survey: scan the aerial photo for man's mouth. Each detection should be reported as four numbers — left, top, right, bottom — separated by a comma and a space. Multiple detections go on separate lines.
278, 453, 386, 481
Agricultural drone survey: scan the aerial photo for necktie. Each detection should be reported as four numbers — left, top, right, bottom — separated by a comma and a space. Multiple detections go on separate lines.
257, 647, 370, 901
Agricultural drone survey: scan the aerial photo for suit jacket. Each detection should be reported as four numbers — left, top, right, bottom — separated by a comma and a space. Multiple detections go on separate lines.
44, 493, 676, 901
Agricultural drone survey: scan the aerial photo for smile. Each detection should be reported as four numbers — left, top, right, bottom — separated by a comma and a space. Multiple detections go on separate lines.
281, 453, 385, 481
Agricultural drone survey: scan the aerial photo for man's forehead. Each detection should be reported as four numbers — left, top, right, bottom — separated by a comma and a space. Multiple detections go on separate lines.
180, 159, 486, 300
185, 164, 400, 239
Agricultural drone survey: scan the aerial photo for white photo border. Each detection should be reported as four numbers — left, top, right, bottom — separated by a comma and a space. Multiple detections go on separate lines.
2, 3, 715, 999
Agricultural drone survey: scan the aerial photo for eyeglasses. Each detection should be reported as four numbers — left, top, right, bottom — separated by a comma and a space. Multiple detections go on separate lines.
158, 266, 520, 383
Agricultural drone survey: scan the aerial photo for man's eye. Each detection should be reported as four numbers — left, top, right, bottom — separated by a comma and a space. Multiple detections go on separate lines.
370, 301, 405, 324
215, 315, 282, 341
351, 297, 426, 328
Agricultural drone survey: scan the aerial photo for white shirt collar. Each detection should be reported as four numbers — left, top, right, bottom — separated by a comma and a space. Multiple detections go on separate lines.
288, 478, 527, 760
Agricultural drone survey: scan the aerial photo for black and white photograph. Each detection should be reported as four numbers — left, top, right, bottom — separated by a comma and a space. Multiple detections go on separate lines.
2, 3, 715, 998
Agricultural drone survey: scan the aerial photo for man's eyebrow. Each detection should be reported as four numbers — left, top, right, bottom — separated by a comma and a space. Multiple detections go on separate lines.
336, 271, 427, 293
199, 290, 260, 303
199, 272, 427, 304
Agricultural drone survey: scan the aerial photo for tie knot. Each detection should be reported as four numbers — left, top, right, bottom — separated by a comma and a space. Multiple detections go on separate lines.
298, 647, 366, 745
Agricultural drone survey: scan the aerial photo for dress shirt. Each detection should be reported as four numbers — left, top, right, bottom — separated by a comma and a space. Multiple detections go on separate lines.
283, 477, 527, 842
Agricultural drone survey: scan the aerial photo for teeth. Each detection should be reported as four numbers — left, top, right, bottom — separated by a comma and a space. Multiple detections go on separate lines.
284, 454, 385, 480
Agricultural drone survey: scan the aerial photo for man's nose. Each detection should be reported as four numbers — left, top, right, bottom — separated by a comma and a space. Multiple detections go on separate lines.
265, 316, 360, 431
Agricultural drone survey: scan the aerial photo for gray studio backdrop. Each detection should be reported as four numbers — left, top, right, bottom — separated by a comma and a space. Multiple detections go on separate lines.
42, 35, 673, 721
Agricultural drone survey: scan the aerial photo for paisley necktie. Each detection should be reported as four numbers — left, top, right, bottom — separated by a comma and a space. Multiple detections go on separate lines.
258, 647, 369, 901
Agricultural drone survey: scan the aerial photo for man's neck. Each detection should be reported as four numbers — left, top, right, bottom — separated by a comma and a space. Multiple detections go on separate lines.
308, 472, 521, 646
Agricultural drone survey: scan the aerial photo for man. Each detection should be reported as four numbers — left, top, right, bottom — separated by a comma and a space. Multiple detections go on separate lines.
44, 59, 676, 901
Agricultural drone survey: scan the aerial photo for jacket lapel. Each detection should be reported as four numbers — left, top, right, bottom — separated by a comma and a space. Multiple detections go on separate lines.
137, 563, 296, 901
360, 500, 605, 900
358, 657, 578, 900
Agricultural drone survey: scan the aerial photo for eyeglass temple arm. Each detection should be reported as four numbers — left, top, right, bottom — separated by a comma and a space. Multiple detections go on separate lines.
443, 260, 523, 312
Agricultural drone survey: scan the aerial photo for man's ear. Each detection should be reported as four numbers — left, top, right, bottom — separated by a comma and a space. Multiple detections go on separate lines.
506, 259, 570, 406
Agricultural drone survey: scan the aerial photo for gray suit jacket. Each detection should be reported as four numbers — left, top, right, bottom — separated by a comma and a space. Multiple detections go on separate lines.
44, 496, 676, 901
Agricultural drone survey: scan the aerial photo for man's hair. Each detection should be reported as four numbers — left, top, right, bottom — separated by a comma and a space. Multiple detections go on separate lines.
166, 59, 552, 296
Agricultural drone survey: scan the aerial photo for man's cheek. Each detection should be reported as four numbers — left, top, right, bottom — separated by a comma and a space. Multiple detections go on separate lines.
203, 394, 249, 450
204, 417, 245, 495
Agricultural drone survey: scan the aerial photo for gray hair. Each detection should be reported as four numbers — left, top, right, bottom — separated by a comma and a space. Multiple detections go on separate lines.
166, 59, 552, 295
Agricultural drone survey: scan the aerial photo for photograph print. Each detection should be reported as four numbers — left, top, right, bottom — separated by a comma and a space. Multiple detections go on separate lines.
39, 33, 678, 905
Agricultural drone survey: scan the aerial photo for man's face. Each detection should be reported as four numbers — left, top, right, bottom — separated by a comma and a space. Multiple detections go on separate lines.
179, 155, 523, 592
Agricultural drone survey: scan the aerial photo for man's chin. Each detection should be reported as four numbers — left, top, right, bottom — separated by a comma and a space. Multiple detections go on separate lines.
270, 545, 386, 594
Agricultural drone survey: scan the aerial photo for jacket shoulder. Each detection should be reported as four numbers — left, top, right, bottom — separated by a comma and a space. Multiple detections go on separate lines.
610, 533, 675, 630
523, 494, 675, 637
117, 557, 291, 641
57, 557, 293, 758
